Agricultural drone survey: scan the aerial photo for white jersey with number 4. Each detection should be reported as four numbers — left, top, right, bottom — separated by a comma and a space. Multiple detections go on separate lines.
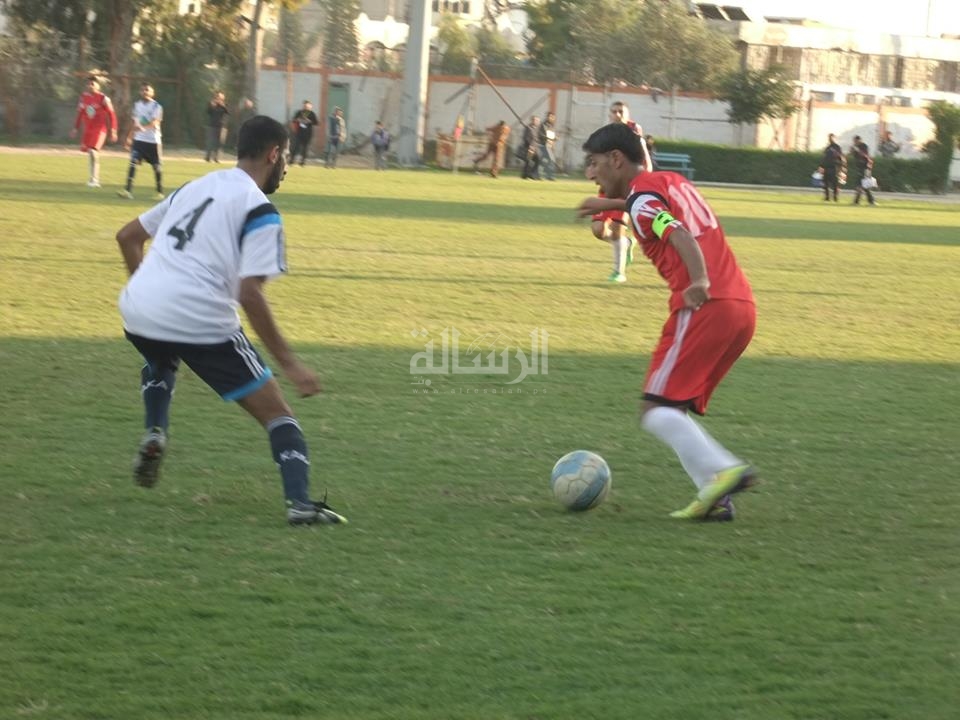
119, 168, 287, 343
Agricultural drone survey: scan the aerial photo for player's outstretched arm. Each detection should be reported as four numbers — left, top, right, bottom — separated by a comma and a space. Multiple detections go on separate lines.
116, 219, 151, 275
239, 276, 321, 398
576, 196, 625, 218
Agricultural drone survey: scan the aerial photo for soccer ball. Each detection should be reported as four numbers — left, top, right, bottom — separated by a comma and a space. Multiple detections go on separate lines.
550, 450, 611, 511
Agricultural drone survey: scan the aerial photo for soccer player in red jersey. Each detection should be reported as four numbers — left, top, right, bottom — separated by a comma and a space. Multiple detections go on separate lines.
70, 76, 118, 188
576, 122, 758, 521
591, 101, 654, 283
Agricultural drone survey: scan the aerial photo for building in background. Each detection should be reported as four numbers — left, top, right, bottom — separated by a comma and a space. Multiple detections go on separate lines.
695, 2, 960, 152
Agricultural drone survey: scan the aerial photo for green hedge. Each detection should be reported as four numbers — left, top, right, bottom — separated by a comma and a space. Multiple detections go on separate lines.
652, 141, 943, 193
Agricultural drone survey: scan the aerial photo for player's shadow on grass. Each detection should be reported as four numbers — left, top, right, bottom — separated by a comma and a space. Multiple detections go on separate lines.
4, 337, 956, 505
317, 245, 607, 265
3, 179, 956, 246
723, 216, 959, 246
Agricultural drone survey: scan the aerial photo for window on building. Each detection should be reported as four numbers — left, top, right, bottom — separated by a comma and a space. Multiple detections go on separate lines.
810, 91, 834, 102
934, 61, 959, 93
887, 96, 912, 108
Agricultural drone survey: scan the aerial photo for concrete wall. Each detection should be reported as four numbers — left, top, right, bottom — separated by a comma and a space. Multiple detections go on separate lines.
259, 67, 746, 167
258, 66, 941, 171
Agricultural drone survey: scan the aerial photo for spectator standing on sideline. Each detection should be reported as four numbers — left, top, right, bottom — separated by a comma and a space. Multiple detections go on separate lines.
538, 111, 558, 180
472, 120, 511, 178
576, 122, 758, 522
849, 135, 876, 206
70, 75, 118, 188
204, 91, 229, 163
520, 115, 541, 180
879, 130, 901, 159
289, 100, 319, 166
114, 115, 347, 526
818, 133, 846, 202
118, 84, 164, 200
325, 106, 346, 168
371, 120, 390, 170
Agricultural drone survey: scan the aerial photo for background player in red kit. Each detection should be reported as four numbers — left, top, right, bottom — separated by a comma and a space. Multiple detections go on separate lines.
70, 75, 118, 188
576, 122, 757, 521
591, 101, 654, 283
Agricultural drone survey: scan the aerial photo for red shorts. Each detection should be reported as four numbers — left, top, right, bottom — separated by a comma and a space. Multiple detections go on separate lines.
80, 126, 108, 152
643, 299, 756, 415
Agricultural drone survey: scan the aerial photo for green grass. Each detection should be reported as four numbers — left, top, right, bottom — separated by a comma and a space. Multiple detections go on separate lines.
1, 153, 959, 720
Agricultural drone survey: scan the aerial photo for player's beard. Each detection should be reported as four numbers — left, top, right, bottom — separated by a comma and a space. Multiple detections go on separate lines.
264, 160, 285, 195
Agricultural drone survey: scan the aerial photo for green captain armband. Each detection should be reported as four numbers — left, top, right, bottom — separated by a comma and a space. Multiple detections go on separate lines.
651, 210, 676, 238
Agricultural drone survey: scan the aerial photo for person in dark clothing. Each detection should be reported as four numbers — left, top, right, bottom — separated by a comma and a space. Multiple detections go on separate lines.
289, 100, 319, 166
849, 135, 876, 206
818, 133, 846, 202
204, 91, 229, 163
325, 107, 346, 168
538, 111, 558, 180
370, 120, 390, 170
521, 115, 541, 180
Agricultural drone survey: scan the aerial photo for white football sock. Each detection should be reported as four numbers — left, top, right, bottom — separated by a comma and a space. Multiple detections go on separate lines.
88, 150, 99, 183
641, 406, 741, 489
612, 235, 627, 274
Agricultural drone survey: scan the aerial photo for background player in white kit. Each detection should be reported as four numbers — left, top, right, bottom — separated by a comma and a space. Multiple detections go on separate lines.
118, 83, 165, 200
115, 115, 346, 526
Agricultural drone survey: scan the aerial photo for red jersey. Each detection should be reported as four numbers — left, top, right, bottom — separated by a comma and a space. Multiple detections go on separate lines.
625, 171, 753, 312
75, 91, 117, 132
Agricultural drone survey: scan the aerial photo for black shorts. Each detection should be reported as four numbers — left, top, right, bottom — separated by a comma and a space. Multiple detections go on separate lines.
131, 140, 162, 166
125, 329, 273, 401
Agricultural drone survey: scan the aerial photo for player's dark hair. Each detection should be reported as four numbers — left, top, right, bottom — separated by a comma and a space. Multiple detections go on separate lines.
237, 115, 289, 159
582, 123, 648, 166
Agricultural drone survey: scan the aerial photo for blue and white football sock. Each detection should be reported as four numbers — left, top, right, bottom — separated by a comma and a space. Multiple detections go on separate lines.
268, 416, 310, 504
140, 362, 175, 431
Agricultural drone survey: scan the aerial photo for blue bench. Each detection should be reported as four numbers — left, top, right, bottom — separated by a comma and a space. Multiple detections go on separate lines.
653, 152, 695, 179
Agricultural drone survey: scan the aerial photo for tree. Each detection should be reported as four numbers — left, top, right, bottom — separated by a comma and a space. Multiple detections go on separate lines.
623, 1, 737, 92
720, 66, 797, 125
719, 65, 797, 145
524, 0, 578, 70
524, 0, 736, 92
924, 100, 960, 193
245, 0, 309, 104
1, 0, 155, 119
267, 5, 320, 67
474, 26, 516, 67
320, 0, 360, 68
437, 13, 475, 75
0, 23, 78, 139
136, 2, 246, 145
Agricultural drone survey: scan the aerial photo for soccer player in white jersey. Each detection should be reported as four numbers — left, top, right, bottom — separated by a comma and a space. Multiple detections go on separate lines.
118, 84, 165, 200
115, 115, 347, 526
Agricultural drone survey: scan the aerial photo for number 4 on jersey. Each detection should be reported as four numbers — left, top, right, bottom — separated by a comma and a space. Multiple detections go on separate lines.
167, 197, 214, 250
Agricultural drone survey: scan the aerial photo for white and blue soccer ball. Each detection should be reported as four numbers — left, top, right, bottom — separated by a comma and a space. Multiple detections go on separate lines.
550, 450, 611, 511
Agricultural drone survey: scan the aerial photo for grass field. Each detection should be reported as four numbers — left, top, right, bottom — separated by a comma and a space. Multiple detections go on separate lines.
1, 152, 959, 720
